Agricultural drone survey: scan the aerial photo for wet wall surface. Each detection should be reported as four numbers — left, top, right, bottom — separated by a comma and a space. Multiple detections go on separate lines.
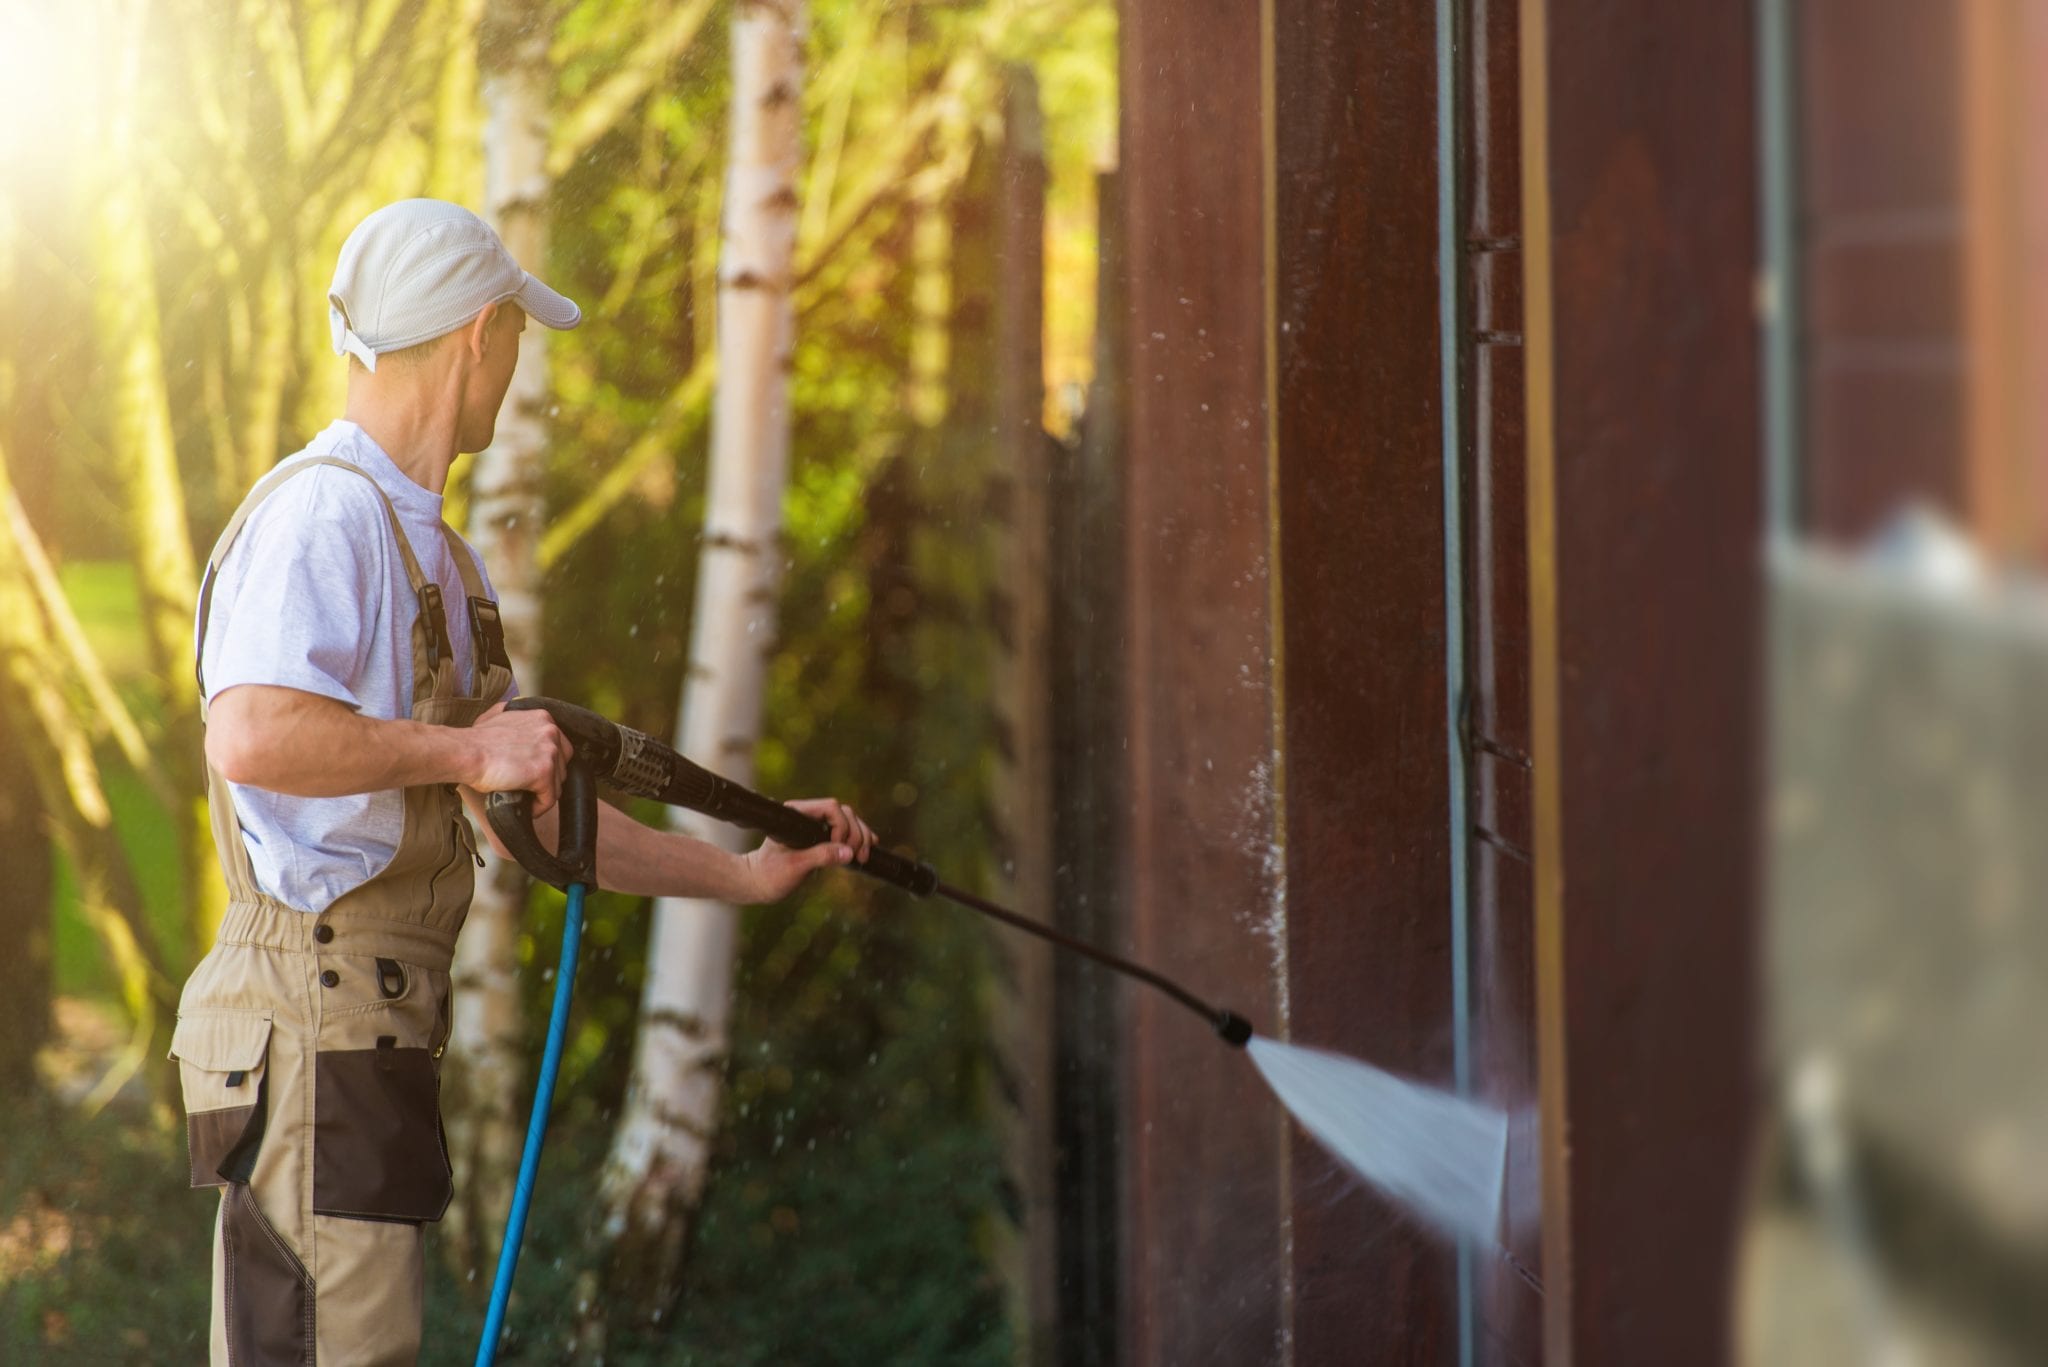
1119, 0, 1288, 1362
1270, 0, 1460, 1363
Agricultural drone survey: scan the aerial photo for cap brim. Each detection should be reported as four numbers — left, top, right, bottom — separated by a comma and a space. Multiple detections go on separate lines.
514, 272, 582, 330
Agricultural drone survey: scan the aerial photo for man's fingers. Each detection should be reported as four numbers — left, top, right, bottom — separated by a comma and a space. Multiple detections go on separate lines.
778, 798, 874, 863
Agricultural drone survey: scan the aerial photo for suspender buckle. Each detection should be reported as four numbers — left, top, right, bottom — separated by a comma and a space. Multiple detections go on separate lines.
418, 584, 450, 671
469, 596, 511, 671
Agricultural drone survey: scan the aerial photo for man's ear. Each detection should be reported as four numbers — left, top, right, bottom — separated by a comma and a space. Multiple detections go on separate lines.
467, 302, 500, 361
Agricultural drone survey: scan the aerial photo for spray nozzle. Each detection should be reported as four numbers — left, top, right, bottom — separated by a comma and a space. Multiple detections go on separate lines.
1214, 1009, 1254, 1048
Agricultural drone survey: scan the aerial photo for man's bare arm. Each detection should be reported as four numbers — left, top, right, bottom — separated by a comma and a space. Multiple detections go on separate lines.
460, 787, 876, 905
207, 686, 571, 811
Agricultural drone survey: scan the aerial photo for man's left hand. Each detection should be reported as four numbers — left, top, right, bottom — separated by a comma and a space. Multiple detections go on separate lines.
740, 797, 877, 903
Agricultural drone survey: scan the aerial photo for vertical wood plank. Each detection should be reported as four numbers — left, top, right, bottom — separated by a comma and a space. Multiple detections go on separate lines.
1119, 0, 1287, 1360
1524, 0, 1764, 1361
1270, 0, 1457, 1362
1048, 167, 1128, 1367
986, 68, 1059, 1365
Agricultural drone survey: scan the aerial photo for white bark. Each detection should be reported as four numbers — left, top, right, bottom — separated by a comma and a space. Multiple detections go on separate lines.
445, 3, 551, 1273
596, 0, 807, 1300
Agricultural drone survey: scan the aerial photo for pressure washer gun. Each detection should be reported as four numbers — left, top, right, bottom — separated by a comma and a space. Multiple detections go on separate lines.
472, 696, 1251, 1366
482, 696, 1253, 1046
484, 696, 939, 896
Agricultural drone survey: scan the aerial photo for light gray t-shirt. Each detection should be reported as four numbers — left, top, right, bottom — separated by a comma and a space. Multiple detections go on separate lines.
196, 421, 516, 913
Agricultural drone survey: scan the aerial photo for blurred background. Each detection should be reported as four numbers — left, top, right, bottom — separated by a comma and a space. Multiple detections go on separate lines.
1, 0, 2045, 1364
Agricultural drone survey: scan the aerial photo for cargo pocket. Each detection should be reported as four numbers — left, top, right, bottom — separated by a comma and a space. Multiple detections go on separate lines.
169, 1011, 273, 1189
313, 1037, 453, 1223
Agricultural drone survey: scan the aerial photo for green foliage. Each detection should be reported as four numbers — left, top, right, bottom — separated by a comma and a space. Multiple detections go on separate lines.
52, 561, 150, 683
420, 920, 1008, 1364
46, 560, 191, 991
47, 765, 187, 997
665, 969, 1012, 1367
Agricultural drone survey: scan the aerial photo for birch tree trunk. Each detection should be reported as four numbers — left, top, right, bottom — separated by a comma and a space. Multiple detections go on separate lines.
443, 0, 553, 1278
595, 0, 807, 1322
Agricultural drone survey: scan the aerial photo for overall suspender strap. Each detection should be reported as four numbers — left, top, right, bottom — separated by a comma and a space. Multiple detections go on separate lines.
434, 521, 516, 700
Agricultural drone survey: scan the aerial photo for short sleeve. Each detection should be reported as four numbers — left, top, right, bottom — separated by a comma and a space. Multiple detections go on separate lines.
200, 471, 391, 710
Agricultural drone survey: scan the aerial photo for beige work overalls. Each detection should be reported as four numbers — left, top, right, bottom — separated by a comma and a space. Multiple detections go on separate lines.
172, 456, 513, 1365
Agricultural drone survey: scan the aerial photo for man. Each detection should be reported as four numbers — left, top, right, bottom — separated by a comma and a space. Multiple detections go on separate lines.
172, 198, 873, 1364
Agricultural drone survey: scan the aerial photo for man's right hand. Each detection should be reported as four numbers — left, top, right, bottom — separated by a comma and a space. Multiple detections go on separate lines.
206, 684, 570, 804
466, 701, 574, 815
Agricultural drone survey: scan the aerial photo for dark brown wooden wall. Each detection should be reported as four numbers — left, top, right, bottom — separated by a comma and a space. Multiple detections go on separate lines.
1048, 168, 1127, 1367
1118, 0, 1287, 1361
1270, 0, 1457, 1363
1115, 2, 1766, 1362
1527, 0, 1763, 1361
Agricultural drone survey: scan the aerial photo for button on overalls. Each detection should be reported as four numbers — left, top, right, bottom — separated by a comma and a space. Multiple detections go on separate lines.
172, 457, 513, 1365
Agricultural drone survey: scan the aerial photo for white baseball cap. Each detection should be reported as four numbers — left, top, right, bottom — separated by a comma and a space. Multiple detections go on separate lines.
328, 198, 582, 371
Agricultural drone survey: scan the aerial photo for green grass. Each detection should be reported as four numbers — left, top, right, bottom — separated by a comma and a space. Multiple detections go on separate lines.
1, 1088, 1007, 1365
0, 1096, 212, 1359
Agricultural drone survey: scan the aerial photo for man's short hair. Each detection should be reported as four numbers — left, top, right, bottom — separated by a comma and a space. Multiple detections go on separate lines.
348, 328, 457, 374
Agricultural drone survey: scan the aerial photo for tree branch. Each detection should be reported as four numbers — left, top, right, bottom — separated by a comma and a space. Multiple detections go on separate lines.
0, 485, 172, 804
546, 0, 719, 179
242, 0, 315, 161
538, 351, 717, 569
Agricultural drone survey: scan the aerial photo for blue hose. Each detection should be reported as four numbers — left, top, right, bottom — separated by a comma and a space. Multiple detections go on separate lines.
475, 880, 587, 1366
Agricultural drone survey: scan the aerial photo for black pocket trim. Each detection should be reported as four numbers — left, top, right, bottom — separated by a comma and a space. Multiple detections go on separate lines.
189, 1094, 265, 1188
222, 1181, 315, 1365
312, 1045, 452, 1223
